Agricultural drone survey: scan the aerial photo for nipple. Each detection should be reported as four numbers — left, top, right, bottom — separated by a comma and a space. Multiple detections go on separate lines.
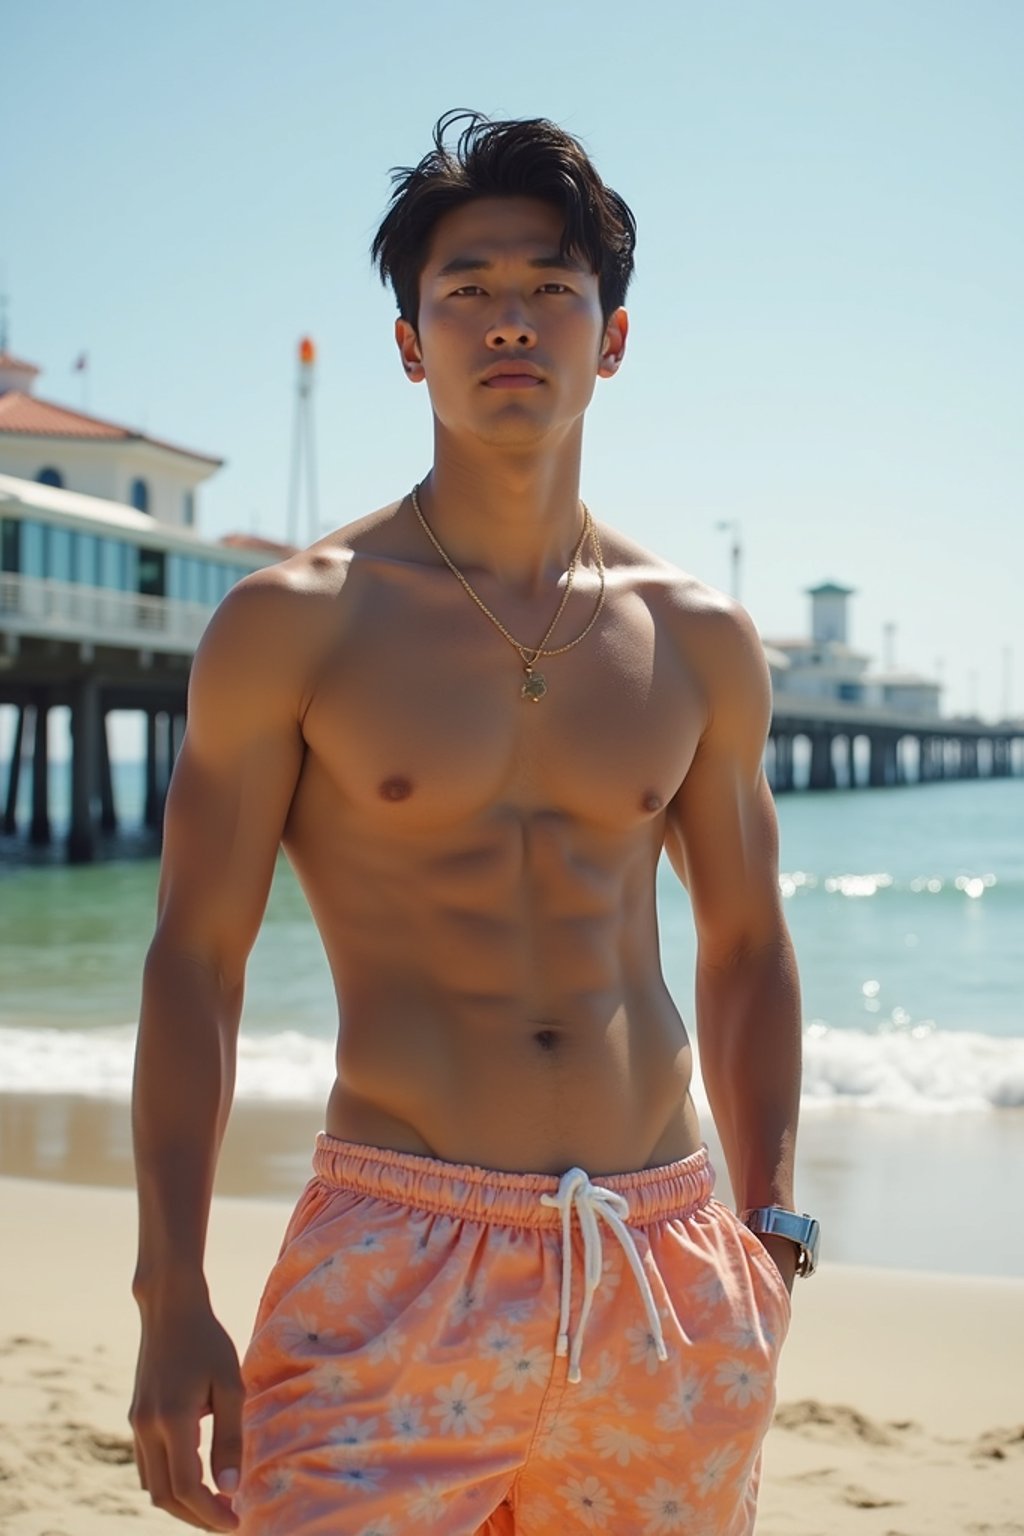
379, 776, 414, 802
641, 791, 663, 814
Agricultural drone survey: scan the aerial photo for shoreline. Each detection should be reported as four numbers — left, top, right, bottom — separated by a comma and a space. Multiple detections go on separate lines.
1, 1090, 1022, 1277
1, 1173, 1022, 1536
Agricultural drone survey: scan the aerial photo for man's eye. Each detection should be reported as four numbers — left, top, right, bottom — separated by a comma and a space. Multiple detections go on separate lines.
539, 283, 569, 294
451, 285, 485, 297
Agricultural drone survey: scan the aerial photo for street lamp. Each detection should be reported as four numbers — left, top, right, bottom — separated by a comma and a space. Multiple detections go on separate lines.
715, 520, 742, 602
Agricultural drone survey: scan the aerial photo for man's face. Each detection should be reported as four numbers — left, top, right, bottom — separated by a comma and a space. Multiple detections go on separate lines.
396, 196, 627, 447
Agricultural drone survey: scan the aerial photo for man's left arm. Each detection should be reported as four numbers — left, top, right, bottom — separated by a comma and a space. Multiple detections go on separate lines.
664, 599, 803, 1291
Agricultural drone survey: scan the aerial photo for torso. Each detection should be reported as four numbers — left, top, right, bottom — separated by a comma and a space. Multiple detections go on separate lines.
274, 500, 724, 1175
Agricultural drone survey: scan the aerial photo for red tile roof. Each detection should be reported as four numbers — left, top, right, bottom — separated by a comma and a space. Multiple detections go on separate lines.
0, 351, 42, 375
0, 390, 223, 465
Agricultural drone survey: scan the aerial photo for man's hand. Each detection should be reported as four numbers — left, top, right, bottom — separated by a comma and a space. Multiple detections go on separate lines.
130, 1300, 244, 1531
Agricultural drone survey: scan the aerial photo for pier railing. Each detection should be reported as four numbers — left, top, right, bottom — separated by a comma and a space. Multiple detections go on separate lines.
0, 572, 211, 654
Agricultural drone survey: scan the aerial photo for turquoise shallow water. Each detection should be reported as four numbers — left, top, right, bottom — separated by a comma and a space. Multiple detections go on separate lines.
0, 774, 1021, 1111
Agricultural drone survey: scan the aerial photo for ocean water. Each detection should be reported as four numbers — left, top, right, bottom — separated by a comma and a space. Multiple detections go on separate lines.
0, 770, 1021, 1116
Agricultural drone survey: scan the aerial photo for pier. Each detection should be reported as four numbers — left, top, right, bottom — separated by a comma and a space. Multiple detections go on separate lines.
767, 695, 1022, 793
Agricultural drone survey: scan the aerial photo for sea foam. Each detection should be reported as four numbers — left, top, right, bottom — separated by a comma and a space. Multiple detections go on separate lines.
0, 1022, 1021, 1112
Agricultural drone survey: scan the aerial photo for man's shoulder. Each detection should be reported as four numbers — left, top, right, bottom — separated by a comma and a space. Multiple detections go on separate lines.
219, 498, 408, 617
598, 521, 749, 629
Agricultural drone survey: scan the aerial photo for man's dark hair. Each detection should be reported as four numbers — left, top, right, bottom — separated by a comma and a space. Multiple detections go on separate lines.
371, 110, 637, 329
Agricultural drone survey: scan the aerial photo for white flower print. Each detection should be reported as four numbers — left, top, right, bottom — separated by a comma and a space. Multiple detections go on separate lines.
388, 1394, 429, 1443
654, 1370, 705, 1429
499, 1298, 536, 1325
592, 1422, 650, 1466
366, 1265, 399, 1307
452, 1284, 481, 1321
405, 1479, 449, 1520
723, 1319, 763, 1352
277, 1308, 328, 1355
691, 1443, 741, 1500
636, 1476, 695, 1534
261, 1466, 295, 1501
327, 1416, 379, 1459
481, 1321, 520, 1357
537, 1409, 583, 1459
625, 1319, 668, 1375
691, 1269, 727, 1309
356, 1518, 397, 1536
714, 1358, 770, 1410
597, 1252, 623, 1293
493, 1345, 550, 1394
429, 1372, 495, 1437
575, 1348, 621, 1403
559, 1474, 615, 1530
308, 1360, 360, 1403
366, 1325, 407, 1366
337, 1461, 386, 1493
302, 1252, 348, 1297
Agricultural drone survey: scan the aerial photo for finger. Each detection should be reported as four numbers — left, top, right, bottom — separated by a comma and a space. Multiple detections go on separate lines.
143, 1435, 215, 1530
165, 1418, 239, 1532
210, 1374, 245, 1499
131, 1422, 150, 1494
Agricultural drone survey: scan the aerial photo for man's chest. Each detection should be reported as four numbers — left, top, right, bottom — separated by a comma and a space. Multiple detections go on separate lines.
297, 584, 708, 833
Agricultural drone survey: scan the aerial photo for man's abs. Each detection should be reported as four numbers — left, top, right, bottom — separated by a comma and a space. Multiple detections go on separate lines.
285, 785, 703, 1175
320, 990, 703, 1176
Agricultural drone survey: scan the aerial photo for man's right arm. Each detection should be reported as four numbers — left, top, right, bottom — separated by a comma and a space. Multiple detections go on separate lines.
130, 570, 312, 1530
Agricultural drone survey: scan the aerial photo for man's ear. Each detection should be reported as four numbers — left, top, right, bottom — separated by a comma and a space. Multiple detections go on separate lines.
395, 319, 426, 382
597, 308, 629, 379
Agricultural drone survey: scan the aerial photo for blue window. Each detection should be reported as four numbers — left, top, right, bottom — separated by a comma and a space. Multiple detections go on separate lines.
48, 525, 72, 581
21, 520, 45, 577
1, 518, 21, 572
131, 478, 150, 514
72, 532, 100, 587
99, 537, 128, 590
37, 467, 64, 488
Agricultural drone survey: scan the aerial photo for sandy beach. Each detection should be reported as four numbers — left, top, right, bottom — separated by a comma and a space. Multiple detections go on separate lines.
1, 1162, 1022, 1536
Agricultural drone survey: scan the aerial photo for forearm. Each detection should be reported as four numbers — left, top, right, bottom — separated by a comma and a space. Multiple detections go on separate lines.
131, 942, 242, 1303
695, 933, 802, 1211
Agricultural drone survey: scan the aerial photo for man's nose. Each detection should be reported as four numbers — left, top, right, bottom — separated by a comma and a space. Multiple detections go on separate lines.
485, 308, 537, 349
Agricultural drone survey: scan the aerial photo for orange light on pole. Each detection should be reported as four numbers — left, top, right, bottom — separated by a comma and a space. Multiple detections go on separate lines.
289, 336, 319, 544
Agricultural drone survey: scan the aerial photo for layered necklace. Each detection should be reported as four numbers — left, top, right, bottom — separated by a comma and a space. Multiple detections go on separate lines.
410, 484, 606, 702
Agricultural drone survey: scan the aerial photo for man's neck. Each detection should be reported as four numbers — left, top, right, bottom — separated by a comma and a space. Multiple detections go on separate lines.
418, 435, 587, 596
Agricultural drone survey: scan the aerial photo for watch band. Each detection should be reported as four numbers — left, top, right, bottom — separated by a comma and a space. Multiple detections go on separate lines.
741, 1206, 820, 1278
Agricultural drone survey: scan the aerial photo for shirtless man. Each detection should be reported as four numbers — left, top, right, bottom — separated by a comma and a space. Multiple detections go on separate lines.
130, 111, 817, 1536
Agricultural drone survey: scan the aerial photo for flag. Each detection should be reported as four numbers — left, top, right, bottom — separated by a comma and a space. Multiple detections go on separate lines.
73, 352, 88, 371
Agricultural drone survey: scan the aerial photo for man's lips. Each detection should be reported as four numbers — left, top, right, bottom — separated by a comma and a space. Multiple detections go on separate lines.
482, 374, 543, 389
480, 362, 544, 388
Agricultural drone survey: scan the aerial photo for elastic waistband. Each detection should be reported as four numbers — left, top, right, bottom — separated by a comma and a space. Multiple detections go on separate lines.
312, 1133, 716, 1228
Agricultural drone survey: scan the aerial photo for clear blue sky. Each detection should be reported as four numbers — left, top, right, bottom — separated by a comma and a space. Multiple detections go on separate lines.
4, 0, 1022, 720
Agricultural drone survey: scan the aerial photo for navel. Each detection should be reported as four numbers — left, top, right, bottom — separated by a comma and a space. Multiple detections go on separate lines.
531, 1025, 561, 1053
379, 776, 414, 802
641, 790, 664, 814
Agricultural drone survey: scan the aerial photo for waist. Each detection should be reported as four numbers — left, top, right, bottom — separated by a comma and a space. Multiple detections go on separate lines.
311, 1130, 717, 1227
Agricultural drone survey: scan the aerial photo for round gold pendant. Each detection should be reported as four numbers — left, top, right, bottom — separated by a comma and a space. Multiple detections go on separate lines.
521, 671, 548, 702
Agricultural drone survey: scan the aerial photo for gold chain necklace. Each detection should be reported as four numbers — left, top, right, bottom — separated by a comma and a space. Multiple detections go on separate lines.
410, 484, 606, 702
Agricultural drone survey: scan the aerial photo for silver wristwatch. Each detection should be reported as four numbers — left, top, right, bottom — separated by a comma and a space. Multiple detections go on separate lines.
741, 1206, 820, 1278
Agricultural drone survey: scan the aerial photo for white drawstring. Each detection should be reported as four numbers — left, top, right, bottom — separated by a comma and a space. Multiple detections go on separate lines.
539, 1167, 668, 1383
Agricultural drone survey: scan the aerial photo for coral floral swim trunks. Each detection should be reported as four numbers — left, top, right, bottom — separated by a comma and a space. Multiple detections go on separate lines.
237, 1133, 790, 1535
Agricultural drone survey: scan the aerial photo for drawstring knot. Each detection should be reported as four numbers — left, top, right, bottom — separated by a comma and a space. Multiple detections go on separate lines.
539, 1167, 668, 1383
